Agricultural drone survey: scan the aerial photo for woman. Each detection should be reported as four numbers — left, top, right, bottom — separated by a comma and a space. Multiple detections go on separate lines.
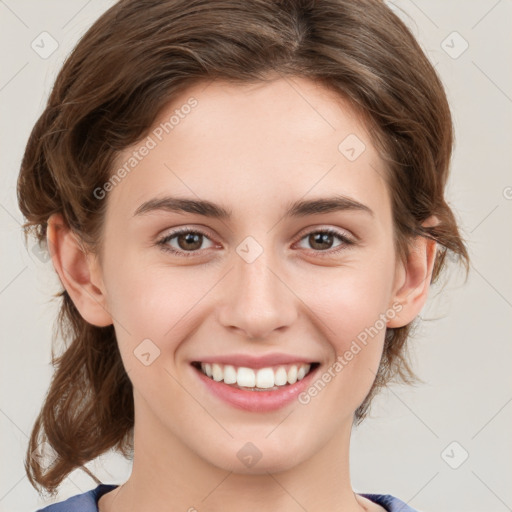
17, 0, 469, 510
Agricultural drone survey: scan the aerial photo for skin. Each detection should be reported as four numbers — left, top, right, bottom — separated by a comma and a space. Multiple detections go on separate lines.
47, 76, 438, 512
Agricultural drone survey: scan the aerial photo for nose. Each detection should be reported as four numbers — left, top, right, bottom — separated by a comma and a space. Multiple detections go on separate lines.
216, 249, 298, 340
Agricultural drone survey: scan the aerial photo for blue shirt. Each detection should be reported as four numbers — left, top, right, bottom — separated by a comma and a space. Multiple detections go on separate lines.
35, 484, 420, 511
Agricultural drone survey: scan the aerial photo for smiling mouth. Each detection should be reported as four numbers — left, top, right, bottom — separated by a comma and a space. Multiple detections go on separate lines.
191, 361, 320, 391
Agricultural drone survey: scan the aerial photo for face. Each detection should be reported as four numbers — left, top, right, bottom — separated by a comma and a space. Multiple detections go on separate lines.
91, 77, 405, 473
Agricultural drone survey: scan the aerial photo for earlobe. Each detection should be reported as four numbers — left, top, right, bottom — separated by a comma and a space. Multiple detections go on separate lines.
387, 216, 439, 328
46, 213, 113, 327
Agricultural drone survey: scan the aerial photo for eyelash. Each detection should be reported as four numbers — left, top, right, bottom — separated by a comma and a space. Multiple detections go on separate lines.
156, 227, 355, 258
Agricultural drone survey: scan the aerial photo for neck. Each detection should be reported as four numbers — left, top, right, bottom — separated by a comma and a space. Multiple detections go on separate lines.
99, 399, 367, 512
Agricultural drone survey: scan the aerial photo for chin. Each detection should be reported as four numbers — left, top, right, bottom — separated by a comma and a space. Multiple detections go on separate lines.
199, 436, 310, 475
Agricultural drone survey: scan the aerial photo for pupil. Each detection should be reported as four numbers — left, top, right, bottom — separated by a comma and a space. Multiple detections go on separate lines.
179, 233, 201, 250
311, 232, 332, 250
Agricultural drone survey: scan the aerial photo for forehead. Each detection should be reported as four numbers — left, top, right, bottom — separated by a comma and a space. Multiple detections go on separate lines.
106, 77, 390, 225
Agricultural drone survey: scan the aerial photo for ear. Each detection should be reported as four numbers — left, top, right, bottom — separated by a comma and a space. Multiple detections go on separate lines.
387, 216, 439, 328
46, 213, 113, 327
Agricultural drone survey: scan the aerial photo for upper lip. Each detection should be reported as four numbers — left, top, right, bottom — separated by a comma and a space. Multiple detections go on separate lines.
192, 353, 318, 369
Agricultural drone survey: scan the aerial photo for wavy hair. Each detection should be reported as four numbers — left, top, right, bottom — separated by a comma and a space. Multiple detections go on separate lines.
17, 0, 469, 496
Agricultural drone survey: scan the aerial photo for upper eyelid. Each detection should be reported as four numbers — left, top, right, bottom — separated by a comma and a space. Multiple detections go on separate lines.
158, 226, 217, 244
294, 225, 354, 242
158, 225, 355, 248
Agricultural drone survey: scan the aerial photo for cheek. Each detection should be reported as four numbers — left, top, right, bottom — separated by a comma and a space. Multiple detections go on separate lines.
104, 258, 216, 361
306, 258, 395, 348
298, 254, 395, 404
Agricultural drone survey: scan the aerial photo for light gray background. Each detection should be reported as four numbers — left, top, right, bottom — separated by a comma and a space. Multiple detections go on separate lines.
1, 1, 511, 511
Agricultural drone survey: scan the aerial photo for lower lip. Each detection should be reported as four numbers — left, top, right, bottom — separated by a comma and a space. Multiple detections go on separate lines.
192, 364, 319, 412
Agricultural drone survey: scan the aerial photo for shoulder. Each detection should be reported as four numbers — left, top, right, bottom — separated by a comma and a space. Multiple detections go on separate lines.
358, 493, 420, 512
35, 484, 119, 512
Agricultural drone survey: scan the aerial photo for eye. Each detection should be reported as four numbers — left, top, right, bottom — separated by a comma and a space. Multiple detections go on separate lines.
156, 226, 355, 258
294, 228, 355, 255
157, 228, 216, 257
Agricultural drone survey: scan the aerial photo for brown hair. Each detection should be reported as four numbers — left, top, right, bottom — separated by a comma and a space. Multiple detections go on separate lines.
17, 0, 469, 496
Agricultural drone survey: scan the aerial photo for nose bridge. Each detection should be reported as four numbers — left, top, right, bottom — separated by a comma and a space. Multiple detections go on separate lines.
217, 239, 297, 339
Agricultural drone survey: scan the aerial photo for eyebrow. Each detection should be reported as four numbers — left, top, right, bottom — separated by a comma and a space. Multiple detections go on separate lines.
133, 194, 374, 219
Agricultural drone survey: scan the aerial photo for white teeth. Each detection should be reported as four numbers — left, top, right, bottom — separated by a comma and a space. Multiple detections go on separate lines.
237, 367, 256, 387
274, 366, 288, 386
198, 362, 313, 389
255, 368, 275, 389
211, 363, 223, 382
223, 365, 237, 384
287, 365, 298, 384
297, 365, 307, 380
